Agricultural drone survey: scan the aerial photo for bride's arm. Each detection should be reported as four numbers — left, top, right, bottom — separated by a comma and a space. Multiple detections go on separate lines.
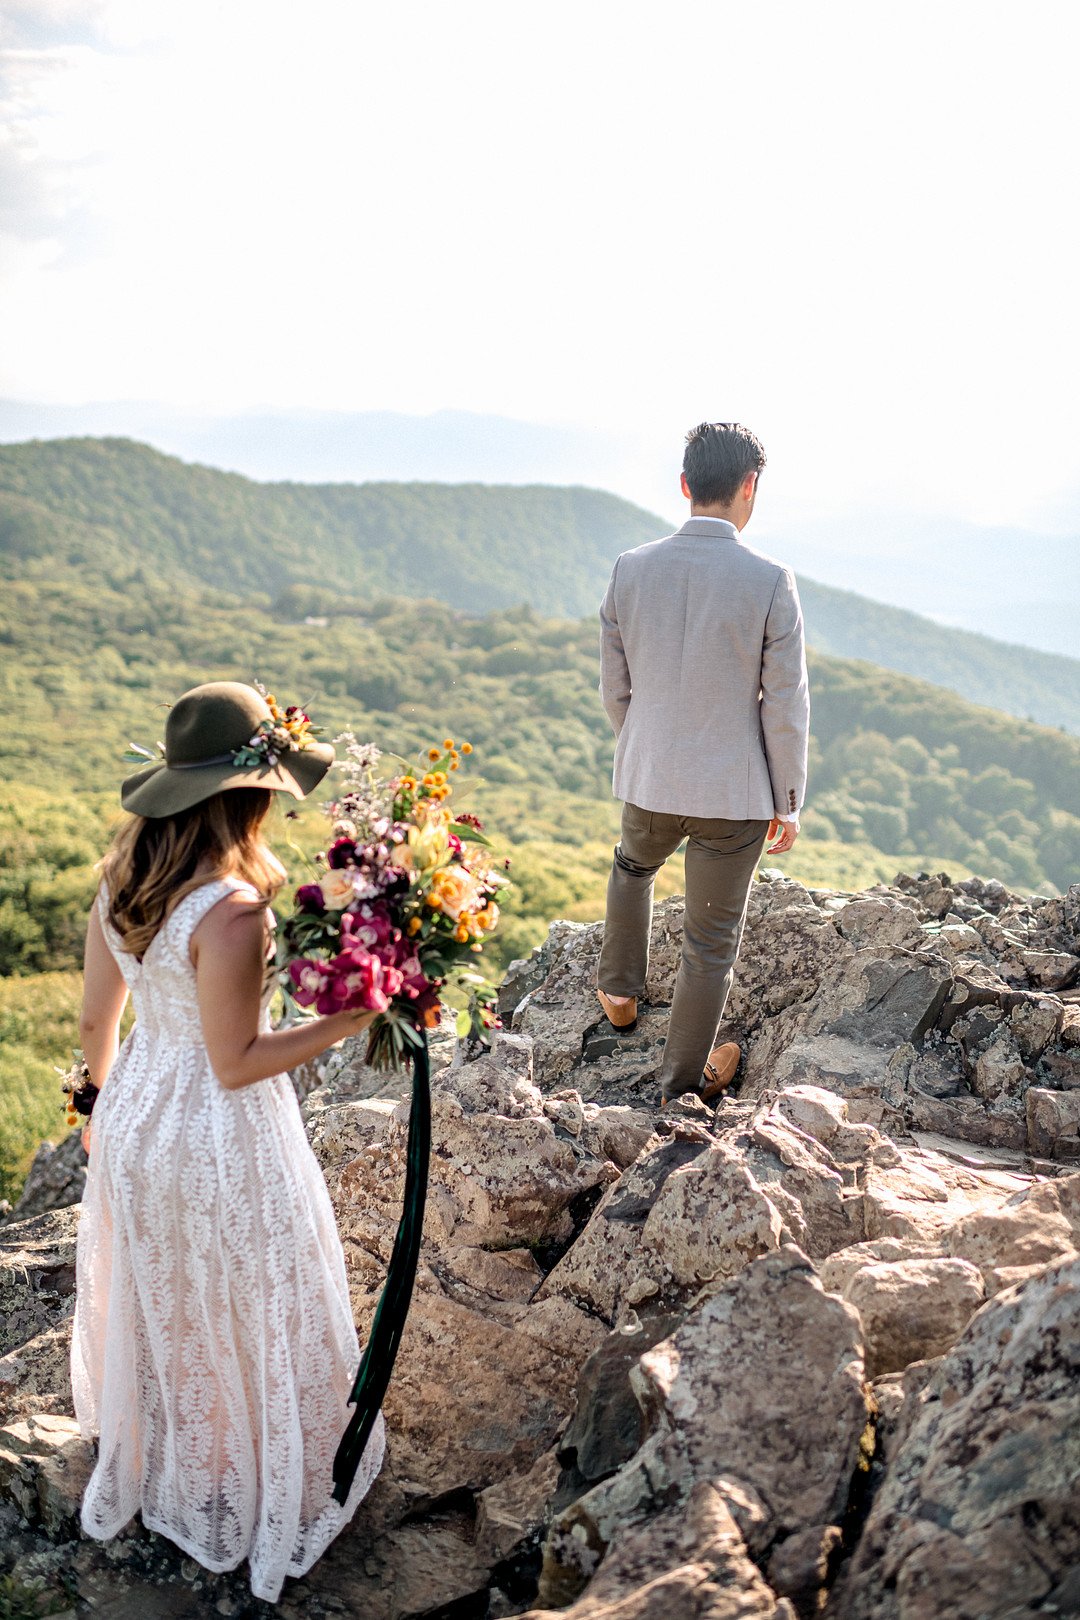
193, 889, 376, 1091
80, 899, 130, 1092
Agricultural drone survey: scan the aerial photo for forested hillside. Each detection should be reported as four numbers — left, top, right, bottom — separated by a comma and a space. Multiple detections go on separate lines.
797, 578, 1080, 734
0, 436, 659, 619
2, 556, 1077, 983
2, 442, 1079, 1204
1, 437, 1077, 733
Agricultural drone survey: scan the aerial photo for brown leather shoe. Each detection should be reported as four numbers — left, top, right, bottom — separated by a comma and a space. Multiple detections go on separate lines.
661, 1043, 742, 1108
596, 988, 638, 1028
700, 1041, 742, 1102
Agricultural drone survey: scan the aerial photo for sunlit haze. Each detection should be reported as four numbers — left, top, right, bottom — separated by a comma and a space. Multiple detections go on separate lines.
2, 0, 1078, 541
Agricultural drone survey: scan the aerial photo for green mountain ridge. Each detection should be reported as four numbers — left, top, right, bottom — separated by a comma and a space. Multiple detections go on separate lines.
1, 436, 1077, 735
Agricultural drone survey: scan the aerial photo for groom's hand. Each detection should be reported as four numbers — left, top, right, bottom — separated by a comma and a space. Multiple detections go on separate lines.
766, 816, 798, 854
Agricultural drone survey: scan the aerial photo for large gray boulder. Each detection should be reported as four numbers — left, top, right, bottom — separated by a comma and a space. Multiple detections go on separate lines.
829, 1251, 1080, 1620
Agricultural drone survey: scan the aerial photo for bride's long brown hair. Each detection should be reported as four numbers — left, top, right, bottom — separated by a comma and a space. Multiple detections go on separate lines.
100, 787, 286, 959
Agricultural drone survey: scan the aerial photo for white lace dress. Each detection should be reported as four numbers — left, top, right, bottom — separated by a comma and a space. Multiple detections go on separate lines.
70, 876, 385, 1604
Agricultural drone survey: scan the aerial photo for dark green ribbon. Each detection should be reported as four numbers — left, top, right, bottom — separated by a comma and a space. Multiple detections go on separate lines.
331, 1027, 431, 1505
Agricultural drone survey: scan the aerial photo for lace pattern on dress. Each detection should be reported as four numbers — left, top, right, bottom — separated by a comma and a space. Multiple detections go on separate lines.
71, 876, 385, 1602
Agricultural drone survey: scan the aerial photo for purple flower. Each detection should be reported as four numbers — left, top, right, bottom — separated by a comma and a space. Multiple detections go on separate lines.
295, 883, 326, 914
289, 958, 330, 1006
327, 948, 392, 1014
327, 837, 360, 870
341, 903, 394, 949
378, 868, 411, 901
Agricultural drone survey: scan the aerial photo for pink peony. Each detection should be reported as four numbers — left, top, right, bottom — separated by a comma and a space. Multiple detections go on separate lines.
342, 903, 394, 950
289, 959, 330, 1006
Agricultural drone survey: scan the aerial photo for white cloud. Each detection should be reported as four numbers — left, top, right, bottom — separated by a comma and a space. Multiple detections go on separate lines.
1, 0, 1078, 531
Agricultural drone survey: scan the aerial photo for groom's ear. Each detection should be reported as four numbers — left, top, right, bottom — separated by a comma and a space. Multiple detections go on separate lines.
680, 472, 692, 500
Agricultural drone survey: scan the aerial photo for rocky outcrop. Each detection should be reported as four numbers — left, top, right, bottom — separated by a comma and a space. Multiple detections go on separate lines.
506, 870, 1080, 1159
0, 871, 1077, 1618
829, 1251, 1080, 1620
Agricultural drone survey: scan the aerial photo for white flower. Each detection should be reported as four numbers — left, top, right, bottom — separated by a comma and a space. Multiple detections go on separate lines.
319, 868, 358, 910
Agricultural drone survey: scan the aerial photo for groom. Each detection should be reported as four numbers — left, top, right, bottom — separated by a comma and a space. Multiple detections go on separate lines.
596, 422, 810, 1105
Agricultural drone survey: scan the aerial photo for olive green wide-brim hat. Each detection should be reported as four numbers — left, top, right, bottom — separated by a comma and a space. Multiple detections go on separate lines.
121, 681, 335, 818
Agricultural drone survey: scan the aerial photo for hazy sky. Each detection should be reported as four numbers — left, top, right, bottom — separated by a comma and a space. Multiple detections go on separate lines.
2, 0, 1078, 533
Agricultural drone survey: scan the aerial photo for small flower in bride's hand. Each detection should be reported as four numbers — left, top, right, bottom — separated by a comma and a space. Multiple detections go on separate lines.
289, 960, 330, 1005
342, 903, 394, 950
296, 883, 326, 914
329, 948, 396, 1013
429, 865, 481, 919
319, 868, 358, 909
327, 837, 359, 870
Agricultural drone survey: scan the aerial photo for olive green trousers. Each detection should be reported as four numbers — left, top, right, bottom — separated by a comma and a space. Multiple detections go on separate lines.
597, 801, 771, 1098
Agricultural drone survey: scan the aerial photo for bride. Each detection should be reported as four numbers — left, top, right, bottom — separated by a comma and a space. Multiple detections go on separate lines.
70, 680, 386, 1604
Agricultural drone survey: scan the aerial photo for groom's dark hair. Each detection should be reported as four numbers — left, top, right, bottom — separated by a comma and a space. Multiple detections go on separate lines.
683, 422, 766, 506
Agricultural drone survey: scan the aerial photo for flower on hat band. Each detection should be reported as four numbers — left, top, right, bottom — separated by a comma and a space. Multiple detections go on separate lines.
228, 681, 323, 769
122, 681, 323, 772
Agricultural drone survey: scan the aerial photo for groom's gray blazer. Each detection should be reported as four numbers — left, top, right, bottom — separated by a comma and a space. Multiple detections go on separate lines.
599, 516, 810, 821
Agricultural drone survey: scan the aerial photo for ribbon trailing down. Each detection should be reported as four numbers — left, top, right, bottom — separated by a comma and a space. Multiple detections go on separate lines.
331, 1027, 431, 1505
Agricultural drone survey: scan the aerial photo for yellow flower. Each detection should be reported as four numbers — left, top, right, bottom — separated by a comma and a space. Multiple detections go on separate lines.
449, 761, 460, 771
407, 915, 423, 935
461, 742, 473, 754
409, 820, 451, 871
401, 775, 416, 790
433, 771, 446, 785
443, 738, 455, 750
422, 773, 436, 786
454, 924, 469, 943
428, 747, 441, 760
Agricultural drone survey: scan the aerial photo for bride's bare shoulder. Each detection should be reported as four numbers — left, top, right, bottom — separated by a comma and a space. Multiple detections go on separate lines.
189, 884, 267, 960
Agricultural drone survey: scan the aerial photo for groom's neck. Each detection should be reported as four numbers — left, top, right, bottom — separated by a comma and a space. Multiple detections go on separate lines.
690, 500, 745, 527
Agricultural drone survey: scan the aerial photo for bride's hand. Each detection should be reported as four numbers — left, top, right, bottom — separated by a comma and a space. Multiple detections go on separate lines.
81, 1122, 92, 1157
335, 1006, 379, 1031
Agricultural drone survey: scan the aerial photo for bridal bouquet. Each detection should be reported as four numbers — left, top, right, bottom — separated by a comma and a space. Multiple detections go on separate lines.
278, 735, 507, 1068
